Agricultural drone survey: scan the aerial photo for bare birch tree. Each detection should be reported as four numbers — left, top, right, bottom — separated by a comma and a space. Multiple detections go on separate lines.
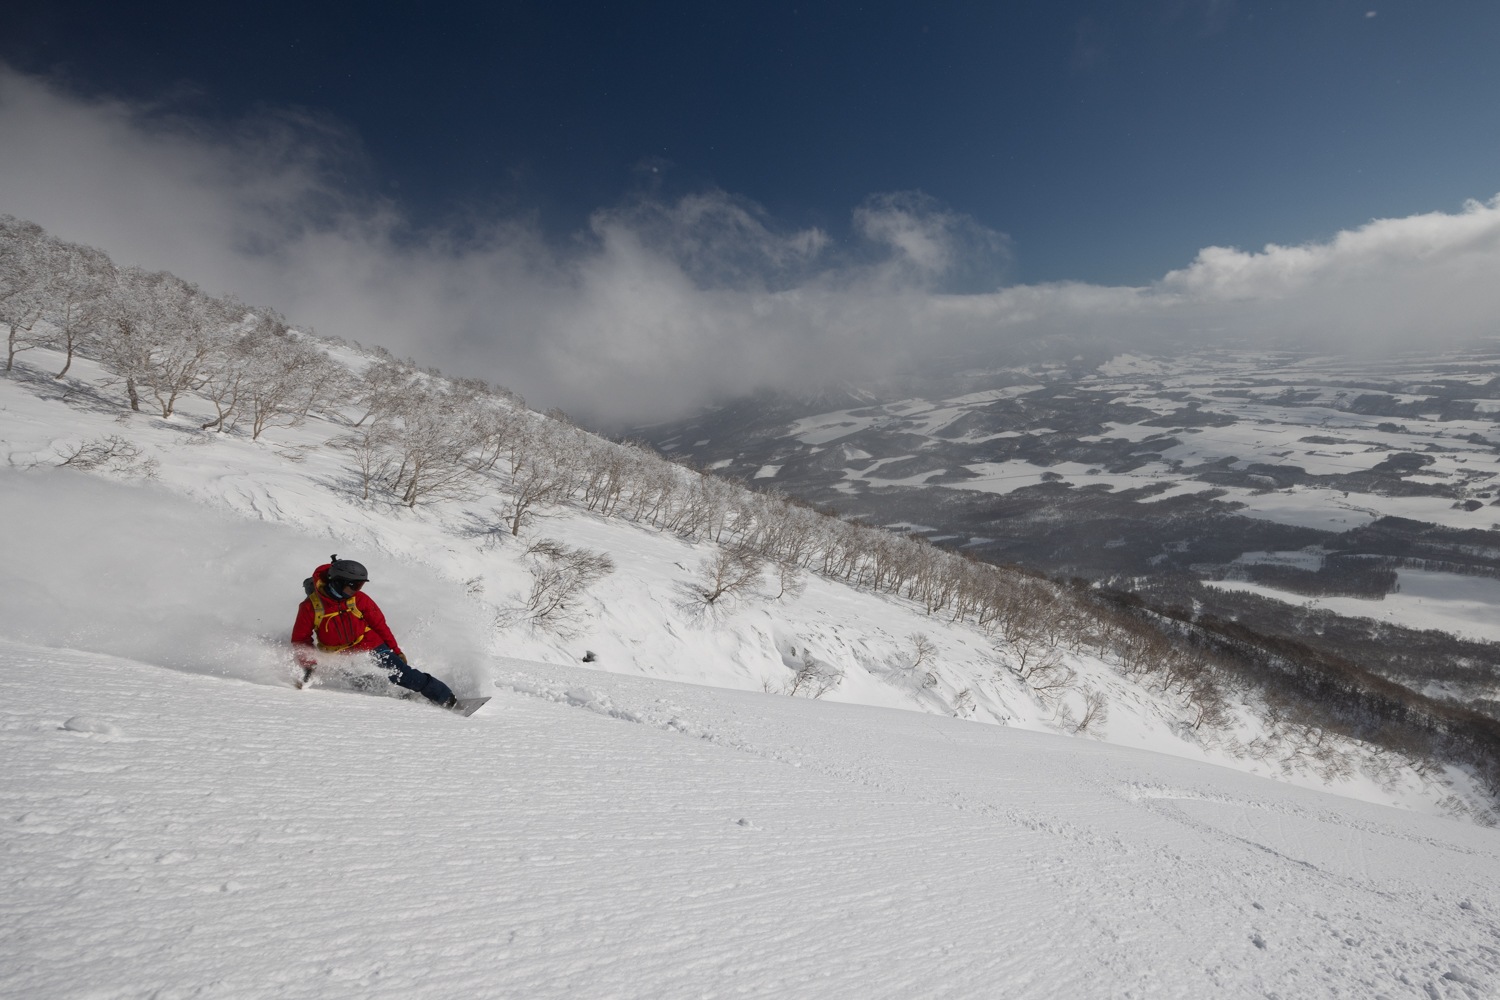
0, 216, 50, 372
694, 547, 765, 606
43, 240, 116, 379
516, 539, 616, 635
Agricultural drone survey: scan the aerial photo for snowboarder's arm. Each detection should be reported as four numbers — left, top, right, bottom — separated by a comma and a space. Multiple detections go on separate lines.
291, 600, 316, 647
290, 600, 318, 674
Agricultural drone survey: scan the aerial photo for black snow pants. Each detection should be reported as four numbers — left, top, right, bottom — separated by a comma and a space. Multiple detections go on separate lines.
372, 645, 455, 707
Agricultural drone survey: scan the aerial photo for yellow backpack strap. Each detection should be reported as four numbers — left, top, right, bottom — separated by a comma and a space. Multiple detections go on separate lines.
309, 586, 370, 652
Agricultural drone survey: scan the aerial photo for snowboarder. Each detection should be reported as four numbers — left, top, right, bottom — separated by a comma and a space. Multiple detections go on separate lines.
292, 555, 458, 709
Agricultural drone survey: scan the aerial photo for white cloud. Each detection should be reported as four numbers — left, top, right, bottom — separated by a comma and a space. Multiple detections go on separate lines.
852, 191, 1013, 288
3, 64, 1499, 424
1144, 199, 1500, 346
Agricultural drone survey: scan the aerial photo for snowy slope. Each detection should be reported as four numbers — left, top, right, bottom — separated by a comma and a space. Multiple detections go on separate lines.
0, 349, 1482, 819
4, 640, 1498, 999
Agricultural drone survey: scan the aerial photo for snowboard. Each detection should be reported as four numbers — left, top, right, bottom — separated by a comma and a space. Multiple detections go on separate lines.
297, 667, 490, 717
448, 696, 491, 717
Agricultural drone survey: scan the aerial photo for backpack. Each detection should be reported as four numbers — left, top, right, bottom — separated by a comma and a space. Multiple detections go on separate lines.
303, 566, 372, 652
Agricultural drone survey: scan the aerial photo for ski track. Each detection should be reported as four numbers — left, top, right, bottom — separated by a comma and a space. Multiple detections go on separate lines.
3, 641, 1498, 999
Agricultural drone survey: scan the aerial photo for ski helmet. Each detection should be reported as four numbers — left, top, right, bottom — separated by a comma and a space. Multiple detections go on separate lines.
326, 555, 370, 585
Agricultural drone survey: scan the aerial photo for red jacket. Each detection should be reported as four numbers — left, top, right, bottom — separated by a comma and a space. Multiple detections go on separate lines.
291, 564, 403, 657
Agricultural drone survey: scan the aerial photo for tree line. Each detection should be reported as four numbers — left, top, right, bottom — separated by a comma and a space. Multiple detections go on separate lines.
2, 216, 343, 437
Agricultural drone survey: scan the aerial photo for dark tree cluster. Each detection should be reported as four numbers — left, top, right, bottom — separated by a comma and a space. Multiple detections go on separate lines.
1233, 557, 1399, 599
1096, 578, 1500, 806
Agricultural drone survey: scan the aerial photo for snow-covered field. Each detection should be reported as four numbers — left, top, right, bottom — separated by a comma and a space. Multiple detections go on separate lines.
708, 348, 1500, 650
4, 349, 1500, 997
5, 640, 1499, 999
835, 355, 1500, 534
1209, 567, 1500, 645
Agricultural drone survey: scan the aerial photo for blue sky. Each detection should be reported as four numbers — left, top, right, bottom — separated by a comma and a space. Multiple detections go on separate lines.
7, 1, 1496, 284
2, 2, 1499, 420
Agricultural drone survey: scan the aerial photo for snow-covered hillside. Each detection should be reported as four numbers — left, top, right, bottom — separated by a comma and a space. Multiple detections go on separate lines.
1, 345, 1487, 821
4, 339, 1500, 994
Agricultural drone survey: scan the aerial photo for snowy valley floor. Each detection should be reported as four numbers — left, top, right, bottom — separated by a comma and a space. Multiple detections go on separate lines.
3, 640, 1497, 999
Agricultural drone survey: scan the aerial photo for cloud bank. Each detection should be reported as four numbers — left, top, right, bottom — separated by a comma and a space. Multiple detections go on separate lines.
3, 64, 1499, 425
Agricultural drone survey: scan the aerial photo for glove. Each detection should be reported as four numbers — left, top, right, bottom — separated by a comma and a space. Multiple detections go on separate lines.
295, 650, 317, 669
